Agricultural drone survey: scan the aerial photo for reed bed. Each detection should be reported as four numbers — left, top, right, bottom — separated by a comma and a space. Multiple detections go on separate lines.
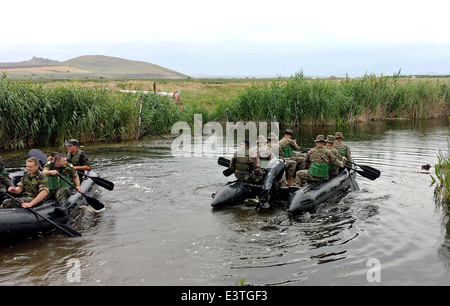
221, 72, 450, 125
433, 143, 450, 210
0, 74, 182, 150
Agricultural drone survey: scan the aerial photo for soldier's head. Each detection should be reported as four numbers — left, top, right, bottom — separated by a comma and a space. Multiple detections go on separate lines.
65, 139, 79, 154
54, 153, 68, 168
25, 157, 40, 175
335, 132, 344, 141
284, 129, 294, 139
314, 135, 326, 147
240, 139, 250, 149
257, 135, 267, 147
267, 132, 278, 143
326, 135, 335, 146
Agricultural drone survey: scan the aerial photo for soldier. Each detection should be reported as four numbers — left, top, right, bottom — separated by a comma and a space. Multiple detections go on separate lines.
266, 133, 297, 187
295, 135, 345, 187
230, 139, 263, 184
325, 135, 345, 176
65, 139, 91, 172
250, 135, 275, 169
334, 132, 352, 167
278, 129, 298, 158
0, 157, 13, 204
1, 157, 49, 209
42, 153, 82, 212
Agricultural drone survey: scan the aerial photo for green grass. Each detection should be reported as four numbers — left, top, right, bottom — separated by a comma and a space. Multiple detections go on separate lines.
433, 142, 450, 206
0, 73, 182, 150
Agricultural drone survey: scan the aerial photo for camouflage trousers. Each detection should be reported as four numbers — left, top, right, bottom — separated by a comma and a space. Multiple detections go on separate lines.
49, 188, 74, 207
1, 196, 40, 208
235, 171, 263, 185
287, 154, 306, 172
295, 170, 329, 187
284, 159, 297, 180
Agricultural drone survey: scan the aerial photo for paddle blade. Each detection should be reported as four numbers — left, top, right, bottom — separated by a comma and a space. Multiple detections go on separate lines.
89, 176, 114, 191
54, 222, 82, 237
85, 195, 105, 212
358, 165, 381, 178
218, 157, 231, 168
223, 168, 234, 177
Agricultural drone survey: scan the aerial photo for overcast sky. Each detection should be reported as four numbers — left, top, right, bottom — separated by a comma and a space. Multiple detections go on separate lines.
1, 0, 449, 77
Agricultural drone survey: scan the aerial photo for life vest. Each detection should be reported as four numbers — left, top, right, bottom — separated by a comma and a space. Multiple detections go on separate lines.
235, 149, 252, 175
48, 172, 73, 191
67, 149, 83, 166
281, 147, 293, 158
309, 163, 329, 178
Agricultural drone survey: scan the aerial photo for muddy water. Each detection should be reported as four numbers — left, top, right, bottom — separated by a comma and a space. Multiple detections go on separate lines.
1, 119, 450, 286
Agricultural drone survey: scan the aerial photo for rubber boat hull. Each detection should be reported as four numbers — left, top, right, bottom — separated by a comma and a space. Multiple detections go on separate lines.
0, 171, 98, 241
287, 168, 356, 215
211, 158, 286, 208
211, 164, 356, 213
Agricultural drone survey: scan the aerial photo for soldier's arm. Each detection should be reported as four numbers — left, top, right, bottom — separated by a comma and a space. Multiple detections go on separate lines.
22, 189, 49, 208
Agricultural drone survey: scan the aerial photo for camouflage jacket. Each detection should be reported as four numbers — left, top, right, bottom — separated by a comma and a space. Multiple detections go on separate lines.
17, 170, 49, 198
334, 140, 351, 161
305, 146, 344, 169
43, 161, 78, 185
278, 137, 299, 150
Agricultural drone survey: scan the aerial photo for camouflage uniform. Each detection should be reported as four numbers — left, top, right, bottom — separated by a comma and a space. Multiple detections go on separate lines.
334, 132, 352, 167
43, 161, 78, 208
230, 146, 262, 184
295, 135, 344, 186
325, 135, 345, 176
0, 157, 13, 204
278, 131, 306, 181
1, 170, 49, 208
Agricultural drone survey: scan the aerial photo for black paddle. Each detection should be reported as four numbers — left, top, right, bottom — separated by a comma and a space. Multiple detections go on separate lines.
351, 162, 381, 178
345, 165, 378, 181
3, 192, 82, 238
76, 170, 114, 191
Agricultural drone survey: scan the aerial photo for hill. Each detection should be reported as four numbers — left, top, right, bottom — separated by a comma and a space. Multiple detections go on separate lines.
0, 55, 190, 79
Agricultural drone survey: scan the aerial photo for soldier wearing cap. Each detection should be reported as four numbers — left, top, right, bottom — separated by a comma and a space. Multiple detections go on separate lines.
334, 132, 352, 167
325, 135, 346, 176
295, 135, 345, 187
230, 139, 262, 184
65, 139, 91, 172
278, 129, 298, 158
250, 135, 275, 169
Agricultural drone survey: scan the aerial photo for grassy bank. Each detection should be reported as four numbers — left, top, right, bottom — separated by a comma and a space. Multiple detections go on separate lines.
434, 144, 450, 207
0, 74, 183, 150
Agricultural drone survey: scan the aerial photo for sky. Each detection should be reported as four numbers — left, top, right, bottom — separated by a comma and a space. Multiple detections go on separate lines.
1, 0, 449, 77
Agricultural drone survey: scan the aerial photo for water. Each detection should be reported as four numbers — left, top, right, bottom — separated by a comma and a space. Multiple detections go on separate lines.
1, 119, 450, 286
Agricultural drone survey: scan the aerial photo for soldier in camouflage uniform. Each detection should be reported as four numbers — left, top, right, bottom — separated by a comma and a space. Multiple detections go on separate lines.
0, 157, 13, 204
267, 133, 297, 186
43, 153, 81, 211
278, 129, 306, 178
1, 157, 49, 208
230, 139, 263, 184
250, 135, 276, 169
325, 135, 346, 176
295, 135, 345, 187
334, 132, 352, 167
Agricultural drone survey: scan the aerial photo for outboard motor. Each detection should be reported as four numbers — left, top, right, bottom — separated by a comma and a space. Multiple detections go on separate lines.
257, 158, 285, 206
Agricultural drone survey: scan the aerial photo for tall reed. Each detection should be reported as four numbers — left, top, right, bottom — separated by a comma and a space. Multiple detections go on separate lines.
433, 143, 450, 206
0, 74, 182, 150
221, 72, 450, 125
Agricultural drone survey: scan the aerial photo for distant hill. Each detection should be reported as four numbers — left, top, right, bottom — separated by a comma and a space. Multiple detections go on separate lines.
0, 55, 190, 79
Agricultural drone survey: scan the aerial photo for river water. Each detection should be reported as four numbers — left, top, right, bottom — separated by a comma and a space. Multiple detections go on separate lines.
1, 119, 450, 286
